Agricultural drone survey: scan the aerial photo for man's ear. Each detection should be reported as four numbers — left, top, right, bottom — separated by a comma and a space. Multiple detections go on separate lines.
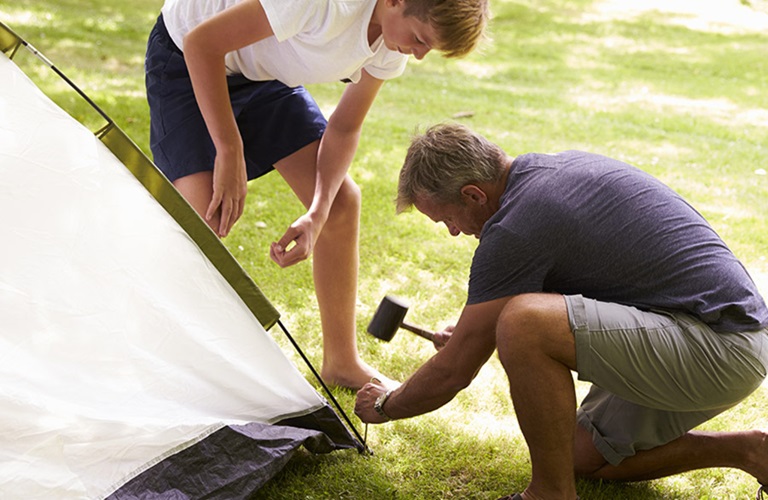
460, 185, 487, 206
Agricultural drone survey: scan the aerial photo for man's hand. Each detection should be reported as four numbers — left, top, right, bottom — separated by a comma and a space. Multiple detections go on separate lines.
206, 151, 247, 237
354, 380, 390, 424
269, 212, 322, 267
433, 325, 455, 350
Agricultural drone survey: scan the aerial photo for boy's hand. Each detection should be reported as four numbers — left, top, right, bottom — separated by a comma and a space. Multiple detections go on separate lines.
207, 151, 247, 237
269, 212, 321, 267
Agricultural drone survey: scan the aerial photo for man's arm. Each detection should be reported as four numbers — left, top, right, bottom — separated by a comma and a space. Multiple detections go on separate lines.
270, 70, 384, 267
355, 297, 511, 422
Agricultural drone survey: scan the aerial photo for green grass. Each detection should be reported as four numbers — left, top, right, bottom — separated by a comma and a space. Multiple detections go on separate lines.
2, 0, 767, 498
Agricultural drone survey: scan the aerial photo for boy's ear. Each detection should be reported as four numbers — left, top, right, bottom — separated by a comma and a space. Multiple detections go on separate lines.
460, 185, 487, 205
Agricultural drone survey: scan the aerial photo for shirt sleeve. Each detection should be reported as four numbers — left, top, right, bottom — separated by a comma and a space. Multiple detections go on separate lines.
260, 0, 323, 42
363, 49, 408, 81
467, 226, 549, 304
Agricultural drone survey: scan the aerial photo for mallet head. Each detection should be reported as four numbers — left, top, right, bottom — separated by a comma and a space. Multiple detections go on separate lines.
367, 295, 409, 342
367, 295, 435, 342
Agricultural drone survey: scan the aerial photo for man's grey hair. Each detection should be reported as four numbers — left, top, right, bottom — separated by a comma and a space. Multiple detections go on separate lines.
396, 123, 507, 213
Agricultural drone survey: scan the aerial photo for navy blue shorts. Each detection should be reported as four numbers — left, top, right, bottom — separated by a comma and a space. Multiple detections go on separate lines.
145, 15, 327, 182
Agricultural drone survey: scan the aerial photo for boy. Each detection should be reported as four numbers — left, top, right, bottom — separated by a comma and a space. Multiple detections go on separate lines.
145, 0, 488, 389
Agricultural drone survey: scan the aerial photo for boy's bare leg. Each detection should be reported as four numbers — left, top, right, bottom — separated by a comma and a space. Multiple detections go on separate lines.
173, 170, 219, 229
495, 294, 580, 500
575, 424, 768, 486
275, 141, 391, 389
172, 142, 388, 390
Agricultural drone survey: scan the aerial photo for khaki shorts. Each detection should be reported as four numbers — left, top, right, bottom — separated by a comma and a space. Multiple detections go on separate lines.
565, 294, 768, 465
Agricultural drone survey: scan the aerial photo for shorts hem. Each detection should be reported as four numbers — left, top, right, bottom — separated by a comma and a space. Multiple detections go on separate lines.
576, 409, 626, 466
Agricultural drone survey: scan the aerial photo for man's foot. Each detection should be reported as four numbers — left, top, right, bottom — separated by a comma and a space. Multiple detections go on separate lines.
744, 430, 768, 487
321, 359, 399, 391
502, 492, 579, 500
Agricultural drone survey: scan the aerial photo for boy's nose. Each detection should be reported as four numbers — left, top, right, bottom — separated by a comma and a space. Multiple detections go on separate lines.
412, 47, 430, 60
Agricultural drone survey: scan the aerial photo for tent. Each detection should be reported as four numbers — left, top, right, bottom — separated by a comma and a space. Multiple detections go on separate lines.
0, 21, 364, 498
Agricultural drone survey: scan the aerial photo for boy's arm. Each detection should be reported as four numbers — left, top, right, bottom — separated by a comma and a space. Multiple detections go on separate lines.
355, 297, 509, 422
270, 70, 384, 267
182, 0, 274, 237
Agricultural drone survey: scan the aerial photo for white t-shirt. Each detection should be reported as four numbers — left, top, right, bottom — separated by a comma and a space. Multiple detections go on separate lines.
161, 0, 408, 87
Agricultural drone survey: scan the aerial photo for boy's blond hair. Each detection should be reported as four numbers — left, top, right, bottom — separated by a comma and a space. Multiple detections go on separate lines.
404, 0, 490, 58
397, 123, 507, 213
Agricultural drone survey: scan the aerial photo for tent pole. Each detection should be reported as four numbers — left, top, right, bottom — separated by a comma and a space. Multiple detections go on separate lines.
277, 319, 373, 455
12, 34, 113, 125
3, 17, 372, 456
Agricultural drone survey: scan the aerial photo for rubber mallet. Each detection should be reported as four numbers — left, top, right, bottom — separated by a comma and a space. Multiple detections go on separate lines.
367, 295, 435, 342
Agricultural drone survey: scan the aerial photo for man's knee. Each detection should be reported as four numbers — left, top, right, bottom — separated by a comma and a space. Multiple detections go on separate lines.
496, 294, 567, 348
498, 292, 550, 326
496, 293, 575, 370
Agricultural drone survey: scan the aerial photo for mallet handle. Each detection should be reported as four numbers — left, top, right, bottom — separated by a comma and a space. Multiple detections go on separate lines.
401, 321, 435, 342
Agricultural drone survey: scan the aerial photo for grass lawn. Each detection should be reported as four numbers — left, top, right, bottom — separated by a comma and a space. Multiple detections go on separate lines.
2, 0, 767, 498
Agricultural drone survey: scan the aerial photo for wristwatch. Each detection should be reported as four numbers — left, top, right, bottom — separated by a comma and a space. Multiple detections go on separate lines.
373, 390, 393, 421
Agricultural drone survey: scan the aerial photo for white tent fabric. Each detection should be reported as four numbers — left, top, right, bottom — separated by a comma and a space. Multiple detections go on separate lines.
0, 51, 352, 498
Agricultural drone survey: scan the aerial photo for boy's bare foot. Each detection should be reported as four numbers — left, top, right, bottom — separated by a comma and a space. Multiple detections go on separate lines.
321, 359, 399, 391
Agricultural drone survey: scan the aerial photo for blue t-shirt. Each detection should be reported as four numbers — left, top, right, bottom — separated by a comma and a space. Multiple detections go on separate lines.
468, 151, 768, 333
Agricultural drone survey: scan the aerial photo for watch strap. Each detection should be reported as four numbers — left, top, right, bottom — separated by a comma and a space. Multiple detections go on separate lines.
374, 390, 393, 421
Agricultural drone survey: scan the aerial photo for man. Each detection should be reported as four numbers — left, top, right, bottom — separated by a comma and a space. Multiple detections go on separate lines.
354, 123, 768, 500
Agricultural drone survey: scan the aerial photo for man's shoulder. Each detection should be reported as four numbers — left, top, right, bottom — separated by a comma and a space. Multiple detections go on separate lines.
511, 151, 648, 187
513, 150, 627, 166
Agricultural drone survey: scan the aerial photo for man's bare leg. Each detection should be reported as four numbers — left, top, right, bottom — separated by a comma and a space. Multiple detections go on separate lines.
575, 424, 768, 486
495, 293, 580, 500
492, 291, 768, 497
